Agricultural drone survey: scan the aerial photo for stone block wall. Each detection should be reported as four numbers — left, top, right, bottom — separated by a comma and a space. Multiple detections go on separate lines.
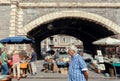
1, 0, 120, 38
22, 8, 120, 26
0, 5, 11, 39
19, 0, 120, 3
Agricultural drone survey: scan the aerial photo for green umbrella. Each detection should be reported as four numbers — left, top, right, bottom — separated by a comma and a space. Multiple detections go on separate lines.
0, 43, 4, 48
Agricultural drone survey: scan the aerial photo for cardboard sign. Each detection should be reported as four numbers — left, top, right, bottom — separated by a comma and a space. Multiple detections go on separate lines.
98, 56, 104, 63
97, 50, 102, 55
99, 64, 105, 70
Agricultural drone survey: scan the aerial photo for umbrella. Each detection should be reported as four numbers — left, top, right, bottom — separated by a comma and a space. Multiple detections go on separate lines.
0, 43, 4, 48
0, 36, 34, 44
92, 37, 120, 46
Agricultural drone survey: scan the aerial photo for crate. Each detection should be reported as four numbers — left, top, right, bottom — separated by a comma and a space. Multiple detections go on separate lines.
60, 68, 68, 74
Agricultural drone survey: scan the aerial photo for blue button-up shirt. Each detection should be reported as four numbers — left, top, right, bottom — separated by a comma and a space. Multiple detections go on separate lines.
68, 54, 88, 81
30, 52, 37, 62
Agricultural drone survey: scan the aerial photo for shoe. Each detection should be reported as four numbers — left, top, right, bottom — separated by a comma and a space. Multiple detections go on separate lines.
13, 76, 17, 78
17, 77, 20, 80
31, 73, 35, 76
21, 74, 27, 78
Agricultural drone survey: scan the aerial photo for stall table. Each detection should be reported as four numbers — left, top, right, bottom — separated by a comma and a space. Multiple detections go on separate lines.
112, 63, 120, 77
56, 62, 69, 68
104, 62, 120, 77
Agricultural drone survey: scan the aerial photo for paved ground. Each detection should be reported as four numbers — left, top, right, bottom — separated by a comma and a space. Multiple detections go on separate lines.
12, 60, 120, 81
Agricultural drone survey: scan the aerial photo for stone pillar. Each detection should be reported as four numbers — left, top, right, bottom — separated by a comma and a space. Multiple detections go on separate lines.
83, 42, 97, 57
9, 0, 19, 36
34, 41, 42, 60
9, 0, 20, 51
17, 8, 23, 35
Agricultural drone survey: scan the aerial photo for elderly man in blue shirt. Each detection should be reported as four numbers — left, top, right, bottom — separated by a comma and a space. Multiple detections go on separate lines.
68, 45, 89, 81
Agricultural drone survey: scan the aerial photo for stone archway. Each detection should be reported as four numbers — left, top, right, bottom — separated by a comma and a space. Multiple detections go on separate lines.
18, 10, 120, 59
19, 10, 120, 35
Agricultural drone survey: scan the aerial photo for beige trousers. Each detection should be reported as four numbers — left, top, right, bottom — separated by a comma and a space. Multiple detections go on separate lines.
12, 62, 20, 78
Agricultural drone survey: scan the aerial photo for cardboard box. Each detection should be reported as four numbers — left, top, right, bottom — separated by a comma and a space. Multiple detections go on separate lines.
60, 69, 68, 74
95, 68, 101, 73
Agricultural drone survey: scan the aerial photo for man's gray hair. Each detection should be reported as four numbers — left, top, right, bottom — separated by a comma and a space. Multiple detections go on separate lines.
68, 45, 78, 53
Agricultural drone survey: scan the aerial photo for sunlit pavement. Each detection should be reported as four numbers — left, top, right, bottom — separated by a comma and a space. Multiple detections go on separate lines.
12, 60, 120, 81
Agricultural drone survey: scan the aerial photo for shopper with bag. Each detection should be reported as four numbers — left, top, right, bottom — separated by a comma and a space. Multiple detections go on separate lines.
1, 48, 9, 75
11, 50, 20, 80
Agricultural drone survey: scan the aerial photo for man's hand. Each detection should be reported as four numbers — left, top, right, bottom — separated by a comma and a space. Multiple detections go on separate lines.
84, 70, 89, 81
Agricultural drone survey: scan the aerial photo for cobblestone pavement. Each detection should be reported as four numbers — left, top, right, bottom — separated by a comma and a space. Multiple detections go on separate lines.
12, 60, 120, 81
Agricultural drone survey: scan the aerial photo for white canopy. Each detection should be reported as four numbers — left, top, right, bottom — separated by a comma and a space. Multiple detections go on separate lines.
92, 37, 120, 45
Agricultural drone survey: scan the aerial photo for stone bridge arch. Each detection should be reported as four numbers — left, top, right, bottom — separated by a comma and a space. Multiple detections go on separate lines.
20, 10, 120, 35
19, 10, 120, 59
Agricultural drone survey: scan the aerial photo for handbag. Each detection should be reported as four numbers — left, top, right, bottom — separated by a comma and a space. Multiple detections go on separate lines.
7, 60, 13, 67
0, 60, 2, 65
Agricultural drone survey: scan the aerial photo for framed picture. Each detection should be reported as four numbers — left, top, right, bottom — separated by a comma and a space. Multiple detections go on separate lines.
99, 64, 105, 70
98, 56, 104, 63
97, 50, 102, 55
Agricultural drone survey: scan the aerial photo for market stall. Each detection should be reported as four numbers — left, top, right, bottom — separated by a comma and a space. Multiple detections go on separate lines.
92, 37, 120, 77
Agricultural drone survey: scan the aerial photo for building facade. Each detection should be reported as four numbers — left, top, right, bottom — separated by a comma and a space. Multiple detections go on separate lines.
41, 34, 82, 52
